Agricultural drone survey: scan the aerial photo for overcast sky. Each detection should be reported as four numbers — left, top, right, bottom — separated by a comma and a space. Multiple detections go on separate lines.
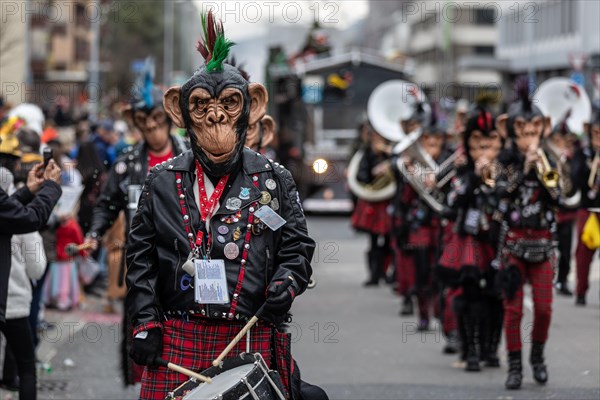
193, 1, 369, 41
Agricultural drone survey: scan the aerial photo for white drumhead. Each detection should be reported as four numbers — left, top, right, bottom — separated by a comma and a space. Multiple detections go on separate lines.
184, 364, 255, 399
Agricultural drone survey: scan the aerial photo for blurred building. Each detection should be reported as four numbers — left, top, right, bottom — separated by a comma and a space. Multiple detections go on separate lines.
33, 0, 96, 108
362, 0, 502, 102
0, 0, 99, 112
0, 0, 28, 106
496, 0, 600, 103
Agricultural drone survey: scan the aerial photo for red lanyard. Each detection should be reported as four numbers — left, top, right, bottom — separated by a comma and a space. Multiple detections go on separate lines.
195, 160, 229, 223
195, 160, 229, 253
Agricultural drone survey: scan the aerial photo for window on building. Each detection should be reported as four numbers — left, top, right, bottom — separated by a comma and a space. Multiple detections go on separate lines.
53, 62, 67, 71
51, 24, 67, 36
473, 8, 495, 25
76, 3, 90, 28
561, 0, 574, 35
473, 46, 494, 56
75, 38, 89, 61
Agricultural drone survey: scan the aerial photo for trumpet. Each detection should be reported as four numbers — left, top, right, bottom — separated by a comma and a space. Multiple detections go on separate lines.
482, 161, 500, 188
588, 151, 599, 189
535, 148, 560, 189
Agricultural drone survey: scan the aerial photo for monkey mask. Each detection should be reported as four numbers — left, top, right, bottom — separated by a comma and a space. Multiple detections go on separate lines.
163, 12, 267, 176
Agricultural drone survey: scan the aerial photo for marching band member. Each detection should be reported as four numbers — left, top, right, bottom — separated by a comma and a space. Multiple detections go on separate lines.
494, 84, 561, 390
572, 110, 600, 306
350, 123, 393, 287
125, 13, 324, 399
436, 119, 468, 355
396, 111, 446, 331
437, 106, 504, 371
543, 117, 580, 296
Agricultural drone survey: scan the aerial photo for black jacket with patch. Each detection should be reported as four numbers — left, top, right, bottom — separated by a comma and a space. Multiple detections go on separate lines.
126, 148, 315, 329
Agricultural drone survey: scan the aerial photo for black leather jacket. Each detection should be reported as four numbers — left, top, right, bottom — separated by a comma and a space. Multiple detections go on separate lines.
126, 148, 315, 329
572, 146, 600, 210
495, 149, 560, 230
88, 135, 189, 240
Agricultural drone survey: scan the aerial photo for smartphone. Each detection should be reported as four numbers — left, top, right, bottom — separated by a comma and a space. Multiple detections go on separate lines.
43, 148, 53, 168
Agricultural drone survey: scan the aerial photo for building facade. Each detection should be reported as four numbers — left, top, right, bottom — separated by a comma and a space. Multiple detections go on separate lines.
496, 0, 600, 104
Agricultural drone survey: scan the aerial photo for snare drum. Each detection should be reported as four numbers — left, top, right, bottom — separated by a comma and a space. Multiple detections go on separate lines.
165, 353, 286, 400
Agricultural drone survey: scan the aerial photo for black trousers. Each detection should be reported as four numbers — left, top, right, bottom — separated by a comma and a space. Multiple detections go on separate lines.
556, 220, 574, 284
1, 317, 37, 400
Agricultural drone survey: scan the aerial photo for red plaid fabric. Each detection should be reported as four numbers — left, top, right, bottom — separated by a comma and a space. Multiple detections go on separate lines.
139, 319, 274, 400
393, 241, 415, 296
273, 330, 293, 399
441, 221, 455, 247
503, 253, 554, 352
575, 209, 600, 297
351, 199, 391, 235
407, 219, 440, 248
438, 234, 494, 271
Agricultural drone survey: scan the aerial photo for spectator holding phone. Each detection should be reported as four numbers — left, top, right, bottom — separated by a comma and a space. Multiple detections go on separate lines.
0, 117, 62, 325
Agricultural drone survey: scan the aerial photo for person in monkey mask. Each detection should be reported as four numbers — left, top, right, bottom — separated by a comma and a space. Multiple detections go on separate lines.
126, 13, 323, 400
494, 81, 562, 390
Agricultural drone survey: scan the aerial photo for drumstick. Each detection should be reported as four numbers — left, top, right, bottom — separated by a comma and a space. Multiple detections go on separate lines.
157, 358, 212, 383
212, 276, 294, 367
212, 316, 259, 367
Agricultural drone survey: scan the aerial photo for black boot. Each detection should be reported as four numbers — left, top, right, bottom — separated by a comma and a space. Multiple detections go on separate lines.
484, 299, 503, 368
555, 281, 573, 296
575, 295, 586, 306
464, 315, 481, 372
443, 330, 460, 355
363, 250, 380, 287
505, 351, 523, 390
530, 342, 548, 384
399, 295, 414, 316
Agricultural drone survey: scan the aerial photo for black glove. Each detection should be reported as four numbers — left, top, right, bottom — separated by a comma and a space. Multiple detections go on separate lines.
261, 280, 296, 324
129, 328, 163, 367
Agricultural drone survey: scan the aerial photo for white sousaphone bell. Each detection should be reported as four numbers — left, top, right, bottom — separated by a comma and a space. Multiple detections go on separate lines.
533, 77, 591, 136
534, 77, 592, 208
347, 80, 432, 202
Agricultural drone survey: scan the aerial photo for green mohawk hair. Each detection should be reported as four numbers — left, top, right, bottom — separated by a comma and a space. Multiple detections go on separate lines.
196, 11, 235, 72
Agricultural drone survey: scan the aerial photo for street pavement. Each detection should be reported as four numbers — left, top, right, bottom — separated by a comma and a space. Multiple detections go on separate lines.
4, 216, 597, 400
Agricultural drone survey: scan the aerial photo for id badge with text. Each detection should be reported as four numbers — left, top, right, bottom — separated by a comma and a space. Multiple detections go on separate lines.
194, 259, 230, 304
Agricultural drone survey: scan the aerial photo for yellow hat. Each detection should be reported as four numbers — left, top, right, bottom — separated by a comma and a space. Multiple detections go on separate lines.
0, 116, 24, 158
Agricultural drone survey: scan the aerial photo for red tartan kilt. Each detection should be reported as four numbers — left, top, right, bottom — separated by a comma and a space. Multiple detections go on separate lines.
351, 199, 391, 235
139, 319, 274, 400
441, 221, 455, 247
438, 233, 494, 272
407, 219, 440, 248
506, 228, 552, 242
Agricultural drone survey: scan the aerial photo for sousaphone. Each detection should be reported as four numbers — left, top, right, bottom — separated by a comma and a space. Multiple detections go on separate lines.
347, 80, 429, 201
534, 77, 592, 207
533, 78, 591, 136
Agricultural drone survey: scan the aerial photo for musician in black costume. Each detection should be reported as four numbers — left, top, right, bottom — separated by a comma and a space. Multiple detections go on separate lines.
437, 106, 504, 371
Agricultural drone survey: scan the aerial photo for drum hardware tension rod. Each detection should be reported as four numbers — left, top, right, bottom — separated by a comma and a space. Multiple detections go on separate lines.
213, 277, 295, 367
242, 378, 261, 400
157, 358, 212, 383
256, 359, 287, 400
